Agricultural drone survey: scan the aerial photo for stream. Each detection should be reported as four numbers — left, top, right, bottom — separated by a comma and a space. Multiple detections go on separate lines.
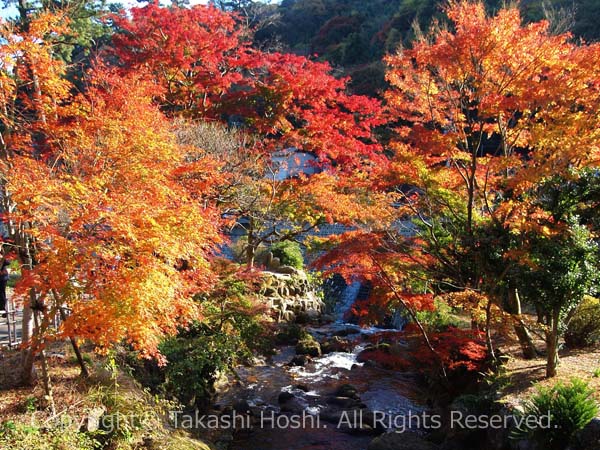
214, 283, 427, 450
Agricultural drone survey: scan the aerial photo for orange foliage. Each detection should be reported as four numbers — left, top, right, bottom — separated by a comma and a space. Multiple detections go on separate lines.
1, 16, 222, 359
384, 1, 600, 233
314, 230, 437, 321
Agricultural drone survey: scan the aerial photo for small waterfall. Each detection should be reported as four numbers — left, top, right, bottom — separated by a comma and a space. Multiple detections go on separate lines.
334, 280, 361, 322
391, 308, 408, 330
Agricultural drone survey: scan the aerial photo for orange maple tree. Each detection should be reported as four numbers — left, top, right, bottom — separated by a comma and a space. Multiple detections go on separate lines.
0, 14, 222, 391
316, 1, 600, 376
381, 1, 600, 369
110, 3, 386, 271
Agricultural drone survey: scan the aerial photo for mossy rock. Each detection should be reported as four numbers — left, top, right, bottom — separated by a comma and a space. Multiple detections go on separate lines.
335, 384, 360, 399
275, 324, 308, 345
164, 434, 214, 450
321, 336, 352, 354
368, 431, 439, 450
296, 335, 321, 357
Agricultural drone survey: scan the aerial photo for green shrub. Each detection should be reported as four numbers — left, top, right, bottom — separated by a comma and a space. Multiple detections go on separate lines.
511, 378, 598, 450
160, 310, 271, 410
295, 333, 321, 357
565, 295, 600, 348
159, 322, 241, 410
123, 261, 272, 411
275, 323, 309, 345
270, 240, 304, 269
0, 420, 99, 450
415, 297, 460, 332
158, 262, 271, 410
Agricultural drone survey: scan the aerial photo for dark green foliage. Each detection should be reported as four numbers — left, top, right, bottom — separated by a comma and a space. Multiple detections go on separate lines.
565, 296, 600, 348
270, 240, 304, 269
517, 221, 598, 318
275, 323, 309, 344
250, 0, 600, 96
295, 333, 321, 356
10, 0, 114, 61
159, 321, 243, 410
511, 379, 598, 450
126, 261, 272, 410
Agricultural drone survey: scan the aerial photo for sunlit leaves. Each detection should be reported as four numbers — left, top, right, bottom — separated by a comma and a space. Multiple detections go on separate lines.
2, 17, 222, 358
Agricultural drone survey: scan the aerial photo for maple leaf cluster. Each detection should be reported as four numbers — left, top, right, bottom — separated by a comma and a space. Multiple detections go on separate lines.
0, 4, 385, 362
2, 0, 600, 380
311, 1, 600, 377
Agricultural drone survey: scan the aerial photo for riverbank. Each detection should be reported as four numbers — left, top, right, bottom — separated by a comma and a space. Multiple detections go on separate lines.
0, 342, 211, 450
1, 319, 599, 450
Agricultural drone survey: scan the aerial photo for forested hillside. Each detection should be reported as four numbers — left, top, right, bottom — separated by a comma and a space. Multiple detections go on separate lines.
1, 2, 600, 449
237, 0, 600, 95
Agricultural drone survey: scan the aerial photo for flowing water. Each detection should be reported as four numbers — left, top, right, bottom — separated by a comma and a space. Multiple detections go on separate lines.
215, 283, 426, 450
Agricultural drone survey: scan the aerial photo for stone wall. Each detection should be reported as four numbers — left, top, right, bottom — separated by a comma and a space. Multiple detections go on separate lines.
259, 268, 325, 322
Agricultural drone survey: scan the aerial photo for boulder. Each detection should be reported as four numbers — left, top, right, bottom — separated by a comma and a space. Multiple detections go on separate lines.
277, 265, 300, 275
356, 343, 410, 370
278, 391, 295, 404
335, 384, 360, 399
276, 324, 306, 345
262, 286, 277, 297
341, 410, 387, 435
320, 407, 344, 424
260, 269, 323, 322
320, 314, 335, 324
288, 354, 309, 366
368, 432, 439, 450
326, 396, 361, 409
321, 336, 352, 354
81, 406, 107, 432
282, 310, 296, 322
232, 400, 250, 414
278, 286, 290, 297
280, 399, 305, 414
569, 418, 600, 450
334, 327, 361, 337
296, 336, 321, 357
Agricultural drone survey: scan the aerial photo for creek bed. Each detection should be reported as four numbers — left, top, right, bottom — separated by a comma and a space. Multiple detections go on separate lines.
216, 323, 426, 450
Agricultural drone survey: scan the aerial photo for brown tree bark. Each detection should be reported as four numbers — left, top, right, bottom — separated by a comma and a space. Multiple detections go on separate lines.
20, 287, 37, 385
508, 287, 538, 359
546, 308, 561, 378
34, 310, 55, 415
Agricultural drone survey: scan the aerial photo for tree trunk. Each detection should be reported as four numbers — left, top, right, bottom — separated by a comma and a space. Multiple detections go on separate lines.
246, 217, 255, 269
485, 296, 496, 361
58, 304, 88, 378
508, 287, 537, 359
20, 287, 37, 385
546, 308, 560, 378
34, 310, 55, 414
